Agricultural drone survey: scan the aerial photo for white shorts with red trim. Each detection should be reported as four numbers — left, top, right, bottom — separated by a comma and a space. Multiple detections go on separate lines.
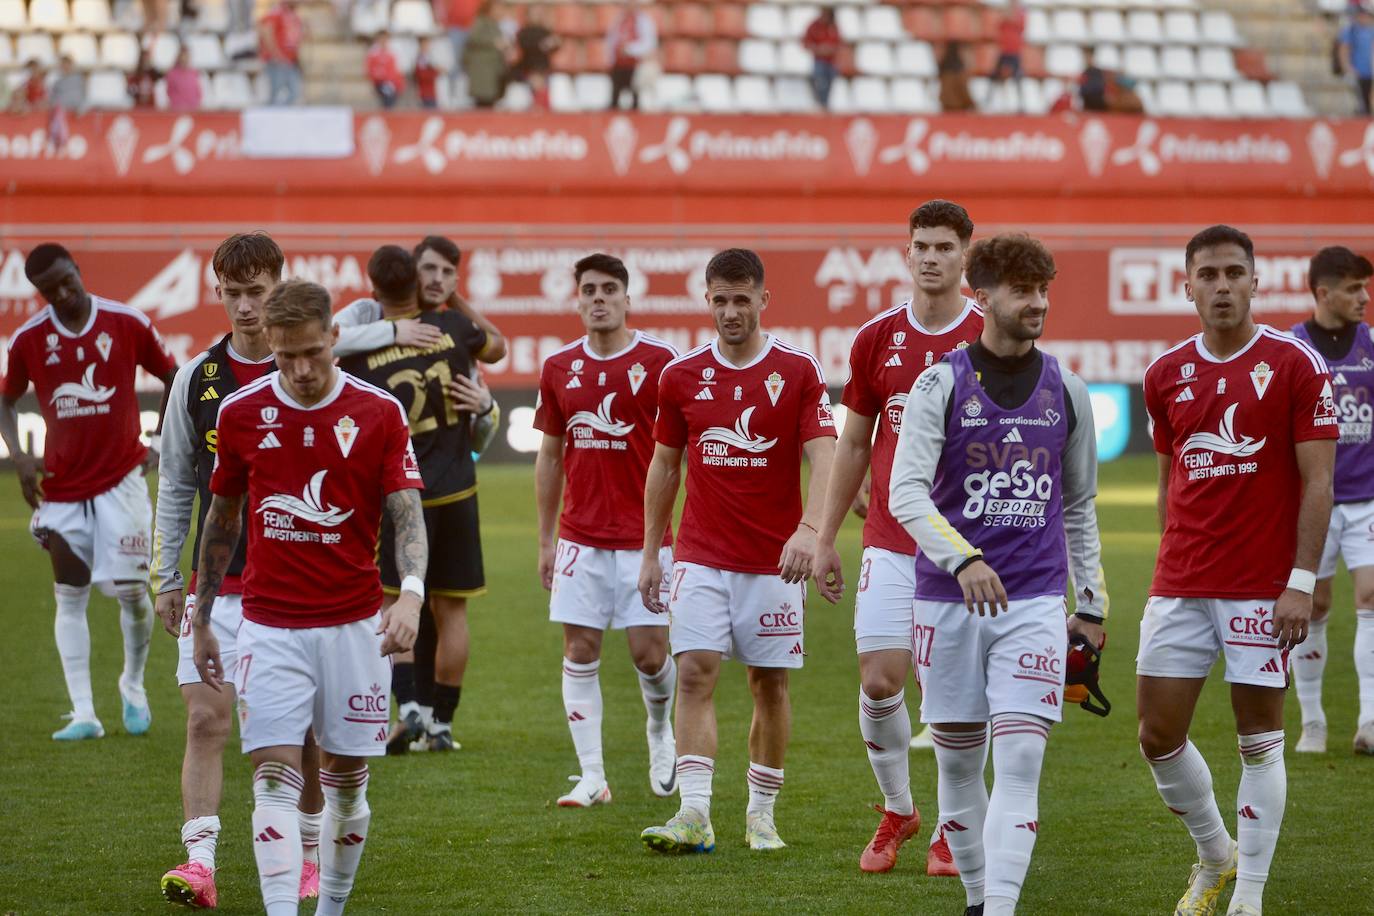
667, 562, 806, 669
1136, 596, 1288, 688
233, 612, 392, 757
176, 593, 244, 687
912, 595, 1069, 724
549, 540, 672, 631
30, 467, 151, 595
1319, 498, 1374, 579
854, 547, 917, 654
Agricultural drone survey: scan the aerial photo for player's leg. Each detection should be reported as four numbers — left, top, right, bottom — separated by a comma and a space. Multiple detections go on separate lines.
744, 665, 790, 851
1293, 509, 1342, 752
316, 753, 372, 916
429, 594, 469, 749
41, 518, 101, 738
558, 623, 611, 805
375, 514, 425, 754
422, 497, 485, 750
163, 681, 236, 908
249, 744, 309, 916
112, 579, 154, 734
621, 546, 676, 797
1229, 684, 1287, 915
412, 605, 437, 742
1352, 564, 1374, 752
95, 468, 156, 734
299, 732, 324, 900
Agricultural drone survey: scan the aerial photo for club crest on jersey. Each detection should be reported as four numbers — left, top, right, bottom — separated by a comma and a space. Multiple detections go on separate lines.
260, 406, 279, 426
334, 416, 359, 457
702, 367, 716, 383
203, 361, 220, 379
304, 426, 315, 447
1250, 361, 1273, 400
764, 371, 785, 406
1180, 362, 1196, 382
95, 331, 113, 362
892, 331, 907, 348
627, 362, 647, 394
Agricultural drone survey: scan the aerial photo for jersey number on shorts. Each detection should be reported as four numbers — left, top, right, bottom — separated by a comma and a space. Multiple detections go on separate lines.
858, 558, 873, 593
670, 567, 686, 603
555, 542, 581, 577
388, 364, 460, 435
912, 624, 935, 668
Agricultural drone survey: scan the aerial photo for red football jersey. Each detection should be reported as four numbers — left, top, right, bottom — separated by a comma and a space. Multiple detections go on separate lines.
210, 371, 424, 628
1144, 325, 1338, 599
656, 335, 837, 575
841, 298, 983, 553
3, 296, 176, 502
534, 332, 678, 550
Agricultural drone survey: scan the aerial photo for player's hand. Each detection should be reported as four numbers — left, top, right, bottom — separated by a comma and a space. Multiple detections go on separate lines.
378, 593, 422, 656
778, 525, 817, 584
394, 318, 444, 350
813, 539, 845, 604
956, 558, 1008, 617
192, 621, 225, 691
639, 554, 667, 614
156, 589, 185, 637
1273, 587, 1313, 653
538, 540, 556, 590
851, 476, 871, 519
14, 453, 45, 509
447, 373, 492, 415
1067, 614, 1105, 651
140, 446, 160, 475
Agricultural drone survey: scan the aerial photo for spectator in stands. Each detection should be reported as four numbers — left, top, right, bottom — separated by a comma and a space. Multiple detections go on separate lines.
166, 47, 203, 110
367, 30, 405, 109
8, 61, 48, 114
415, 37, 442, 109
142, 0, 169, 34
127, 49, 160, 108
228, 0, 255, 34
938, 41, 974, 112
50, 56, 86, 116
1079, 49, 1109, 112
606, 0, 657, 111
463, 1, 510, 108
441, 0, 480, 102
803, 7, 842, 109
260, 0, 306, 105
512, 4, 560, 111
995, 0, 1025, 81
1340, 5, 1374, 116
1108, 74, 1144, 115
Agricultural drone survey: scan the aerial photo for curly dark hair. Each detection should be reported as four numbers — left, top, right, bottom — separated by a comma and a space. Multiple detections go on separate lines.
1309, 246, 1373, 295
212, 232, 284, 285
965, 234, 1056, 292
705, 248, 765, 288
1185, 225, 1253, 271
908, 199, 974, 243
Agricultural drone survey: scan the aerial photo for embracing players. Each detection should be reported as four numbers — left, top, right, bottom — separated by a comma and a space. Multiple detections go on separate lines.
1138, 226, 1337, 916
534, 253, 680, 806
813, 199, 982, 874
1, 243, 176, 740
1287, 246, 1374, 755
638, 248, 837, 853
192, 279, 426, 916
889, 233, 1107, 916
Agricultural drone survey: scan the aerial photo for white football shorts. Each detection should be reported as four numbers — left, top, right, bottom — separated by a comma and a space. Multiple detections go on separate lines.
234, 612, 391, 757
913, 595, 1069, 724
1319, 498, 1374, 579
667, 561, 806, 669
549, 539, 672, 630
1136, 596, 1287, 688
176, 592, 244, 687
854, 547, 917, 654
30, 467, 152, 595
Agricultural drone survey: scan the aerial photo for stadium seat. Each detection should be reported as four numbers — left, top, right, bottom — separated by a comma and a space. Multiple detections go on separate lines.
1233, 47, 1271, 81
0, 35, 11, 68
1197, 46, 1238, 81
1267, 80, 1309, 116
646, 73, 694, 111
426, 35, 456, 72
1044, 43, 1084, 79
98, 31, 139, 70
735, 75, 776, 112
1018, 77, 1049, 114
71, 0, 112, 32
1230, 79, 1267, 116
1089, 11, 1125, 45
827, 76, 855, 114
0, 2, 25, 30
890, 76, 937, 113
1123, 45, 1160, 80
747, 4, 789, 40
1193, 81, 1230, 117
500, 81, 533, 112
855, 41, 895, 76
777, 40, 811, 76
1092, 44, 1121, 70
593, 4, 620, 35
87, 68, 131, 108
574, 73, 612, 109
695, 73, 737, 112
739, 39, 779, 74
194, 0, 231, 33
584, 39, 609, 72
1159, 46, 1197, 80
774, 75, 815, 111
350, 0, 389, 38
1163, 12, 1200, 45
1126, 11, 1163, 44
549, 72, 578, 111
148, 31, 178, 70
715, 4, 748, 40
16, 33, 58, 68
389, 35, 418, 74
943, 7, 981, 43
894, 40, 936, 77
850, 75, 890, 112
661, 38, 699, 73
1051, 10, 1089, 44
835, 6, 863, 42
705, 39, 741, 75
391, 0, 437, 35
903, 7, 940, 42
1024, 9, 1051, 45
58, 32, 99, 69
672, 5, 712, 40
210, 70, 253, 109
1199, 12, 1241, 46
861, 6, 903, 41
550, 38, 583, 74
29, 0, 72, 32
186, 33, 226, 70
788, 6, 821, 39
1155, 80, 1195, 116
552, 5, 593, 38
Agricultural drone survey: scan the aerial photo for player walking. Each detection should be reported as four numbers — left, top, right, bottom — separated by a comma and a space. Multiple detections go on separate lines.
888, 233, 1107, 916
533, 253, 680, 807
1, 243, 176, 741
192, 279, 426, 916
1287, 246, 1374, 755
813, 199, 982, 875
1138, 226, 1337, 916
638, 248, 837, 853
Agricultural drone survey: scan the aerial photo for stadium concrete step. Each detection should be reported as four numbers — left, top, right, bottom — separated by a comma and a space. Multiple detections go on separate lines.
304, 74, 377, 107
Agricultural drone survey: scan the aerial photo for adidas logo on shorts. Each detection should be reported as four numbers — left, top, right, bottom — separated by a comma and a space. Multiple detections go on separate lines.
1260, 657, 1282, 674
1039, 691, 1059, 707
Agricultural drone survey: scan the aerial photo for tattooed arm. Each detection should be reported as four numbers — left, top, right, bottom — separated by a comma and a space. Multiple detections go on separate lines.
191, 492, 243, 691
377, 488, 427, 656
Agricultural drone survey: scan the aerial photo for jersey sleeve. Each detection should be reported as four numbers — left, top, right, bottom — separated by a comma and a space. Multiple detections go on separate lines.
137, 318, 178, 377
532, 360, 564, 434
654, 367, 688, 448
1295, 353, 1340, 442
208, 403, 249, 498
840, 327, 879, 416
151, 359, 202, 593
1142, 365, 1174, 455
799, 360, 838, 441
2, 338, 30, 401
382, 401, 425, 494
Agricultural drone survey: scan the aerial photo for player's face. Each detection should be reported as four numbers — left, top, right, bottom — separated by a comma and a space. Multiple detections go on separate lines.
416, 249, 457, 310
576, 269, 629, 333
906, 226, 965, 295
707, 279, 768, 345
216, 270, 276, 337
267, 320, 340, 403
1320, 274, 1370, 325
1186, 244, 1256, 333
30, 258, 88, 315
982, 278, 1050, 342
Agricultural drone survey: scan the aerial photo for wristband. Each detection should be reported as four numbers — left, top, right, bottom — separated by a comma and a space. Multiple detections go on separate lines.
798, 521, 818, 534
400, 575, 425, 600
1286, 568, 1316, 595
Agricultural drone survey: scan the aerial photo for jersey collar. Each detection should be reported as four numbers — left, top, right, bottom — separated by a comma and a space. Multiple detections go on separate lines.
710, 333, 774, 371
48, 296, 100, 339
1192, 325, 1265, 363
904, 297, 978, 336
271, 368, 345, 411
227, 340, 277, 365
580, 330, 641, 361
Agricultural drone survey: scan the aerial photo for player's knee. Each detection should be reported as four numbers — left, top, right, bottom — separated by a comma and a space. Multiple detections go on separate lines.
114, 581, 148, 606
676, 661, 716, 698
747, 670, 789, 706
1137, 721, 1185, 760
630, 644, 666, 674
859, 670, 904, 701
186, 703, 231, 746
563, 637, 600, 665
1312, 592, 1333, 619
321, 767, 370, 817
1354, 586, 1374, 611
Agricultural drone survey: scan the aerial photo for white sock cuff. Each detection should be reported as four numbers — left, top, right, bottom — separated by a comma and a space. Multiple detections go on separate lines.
563, 658, 600, 677
677, 754, 714, 775
54, 582, 91, 600
1357, 608, 1374, 621
747, 762, 784, 788
859, 687, 905, 717
254, 762, 306, 807
931, 725, 989, 750
1238, 729, 1285, 762
298, 807, 323, 840
990, 713, 1052, 742
1142, 740, 1190, 765
181, 815, 221, 844
637, 656, 673, 683
115, 582, 149, 604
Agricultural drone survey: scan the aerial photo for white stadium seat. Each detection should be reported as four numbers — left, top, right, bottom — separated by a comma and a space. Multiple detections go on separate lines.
58, 32, 99, 69
1198, 46, 1238, 81
574, 73, 612, 109
1230, 79, 1267, 117
0, 35, 12, 67
16, 33, 58, 68
1159, 46, 1197, 80
739, 39, 779, 74
87, 68, 131, 108
549, 72, 577, 111
894, 40, 936, 77
734, 75, 776, 112
148, 31, 179, 71
195, 0, 231, 33
499, 81, 533, 111
1091, 45, 1121, 70
890, 76, 937, 113
99, 31, 140, 70
1018, 77, 1048, 115
746, 4, 789, 40
1123, 45, 1160, 80
1089, 11, 1126, 45
835, 6, 863, 42
774, 75, 816, 111
210, 70, 254, 108
1200, 11, 1241, 46
1051, 10, 1089, 44
71, 0, 113, 32
351, 0, 389, 38
1193, 82, 1230, 117
1163, 12, 1200, 45
1025, 9, 1052, 45
861, 5, 903, 40
1267, 80, 1309, 117
186, 33, 227, 70
777, 41, 811, 76
827, 76, 856, 114
645, 73, 693, 112
1155, 80, 1195, 117
29, 0, 72, 32
851, 75, 891, 112
425, 35, 456, 72
787, 6, 820, 38
390, 0, 437, 34
855, 41, 895, 75
0, 2, 25, 30
1044, 43, 1084, 79
1126, 11, 1163, 44
695, 74, 737, 113
389, 35, 419, 74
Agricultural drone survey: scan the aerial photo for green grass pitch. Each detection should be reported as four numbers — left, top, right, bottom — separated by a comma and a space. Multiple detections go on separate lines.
0, 456, 1371, 914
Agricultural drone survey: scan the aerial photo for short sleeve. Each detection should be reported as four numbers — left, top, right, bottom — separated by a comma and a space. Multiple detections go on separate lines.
654, 367, 688, 448
208, 404, 249, 498
840, 327, 880, 416
532, 361, 565, 434
1143, 367, 1174, 455
799, 361, 838, 441
2, 339, 29, 402
382, 403, 425, 494
1295, 356, 1340, 443
137, 318, 177, 378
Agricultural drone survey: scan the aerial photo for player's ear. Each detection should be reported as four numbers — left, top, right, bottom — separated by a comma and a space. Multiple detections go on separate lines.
214, 284, 223, 302
760, 288, 770, 310
1183, 280, 1194, 303
973, 287, 989, 311
329, 322, 340, 345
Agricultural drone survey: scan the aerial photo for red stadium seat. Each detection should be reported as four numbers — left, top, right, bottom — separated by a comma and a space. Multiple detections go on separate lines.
584, 38, 610, 72
834, 43, 856, 78
552, 38, 585, 73
593, 4, 620, 33
714, 4, 748, 40
704, 38, 740, 75
944, 6, 983, 43
553, 5, 593, 38
673, 4, 713, 40
1233, 48, 1272, 82
973, 41, 998, 75
1021, 45, 1046, 79
903, 7, 943, 42
662, 38, 703, 74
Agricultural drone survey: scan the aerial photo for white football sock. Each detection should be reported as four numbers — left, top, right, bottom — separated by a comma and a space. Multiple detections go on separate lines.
746, 762, 784, 817
984, 715, 1050, 908
932, 725, 990, 907
53, 583, 95, 720
252, 762, 304, 913
116, 587, 153, 696
637, 656, 675, 731
562, 658, 604, 780
860, 687, 913, 816
676, 755, 714, 818
318, 766, 371, 916
1144, 739, 1232, 864
299, 806, 323, 867
1290, 616, 1327, 726
1232, 730, 1285, 911
1357, 610, 1374, 725
182, 815, 220, 870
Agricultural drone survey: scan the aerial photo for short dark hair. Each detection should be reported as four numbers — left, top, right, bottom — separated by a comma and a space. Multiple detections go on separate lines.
909, 199, 974, 243
1309, 245, 1373, 295
705, 248, 765, 288
25, 243, 76, 282
965, 233, 1056, 292
368, 245, 418, 303
1185, 225, 1254, 271
573, 253, 630, 290
212, 232, 284, 285
413, 235, 461, 268
264, 279, 332, 330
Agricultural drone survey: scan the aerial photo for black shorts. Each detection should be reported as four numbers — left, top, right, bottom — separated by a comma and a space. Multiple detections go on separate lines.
380, 492, 485, 598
